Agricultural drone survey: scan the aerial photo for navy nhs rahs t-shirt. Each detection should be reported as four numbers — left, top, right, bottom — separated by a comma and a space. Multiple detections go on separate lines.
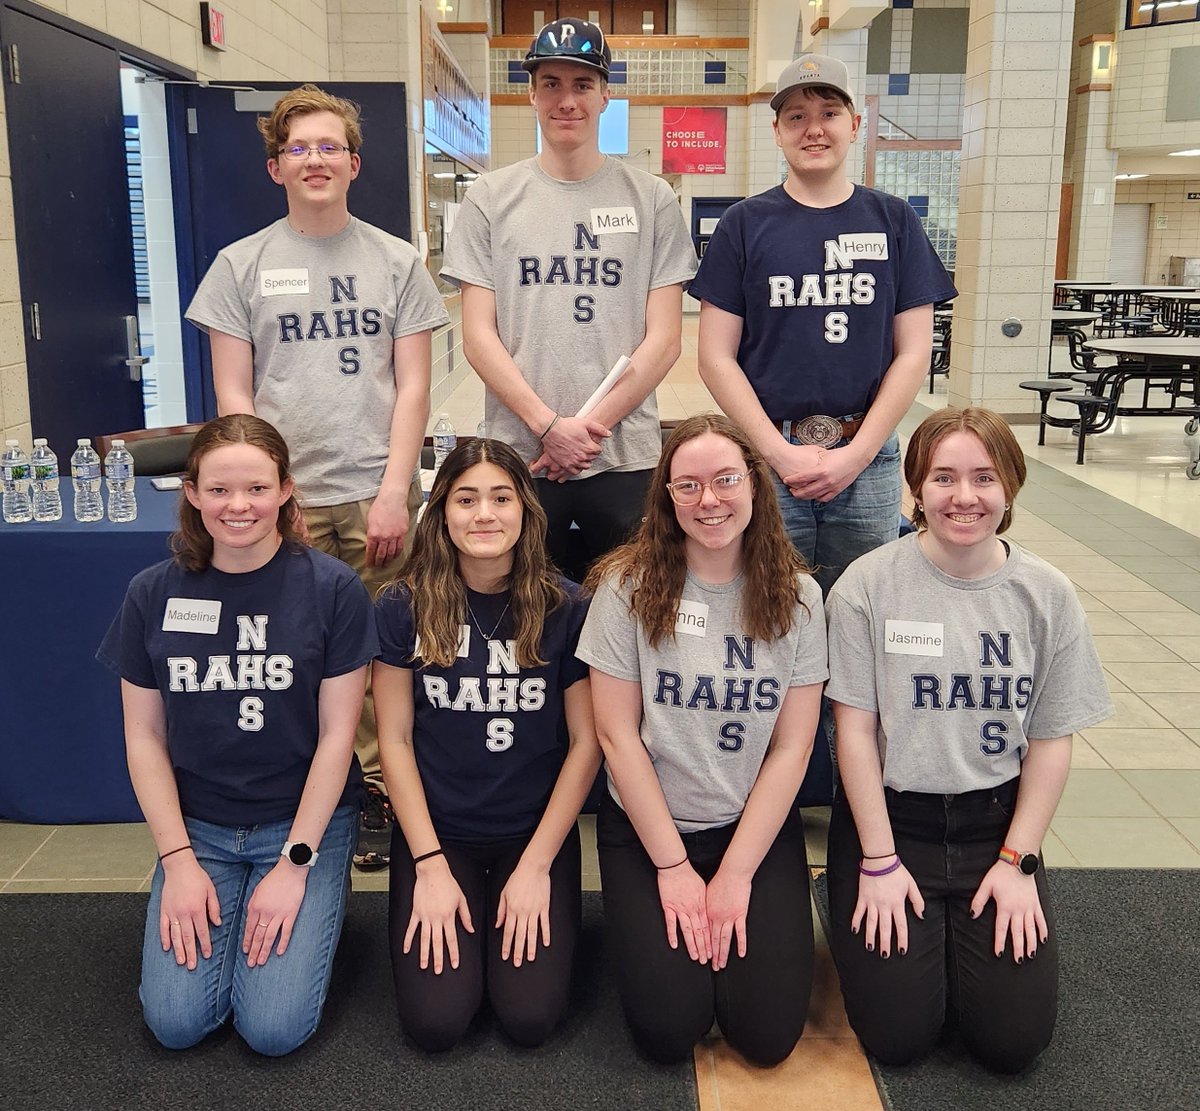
98, 544, 377, 827
374, 579, 589, 842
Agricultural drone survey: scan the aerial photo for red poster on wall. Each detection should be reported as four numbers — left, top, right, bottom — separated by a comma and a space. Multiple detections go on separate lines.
662, 107, 727, 174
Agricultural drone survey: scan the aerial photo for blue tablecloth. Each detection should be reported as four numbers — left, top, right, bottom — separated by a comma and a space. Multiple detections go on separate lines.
0, 479, 181, 822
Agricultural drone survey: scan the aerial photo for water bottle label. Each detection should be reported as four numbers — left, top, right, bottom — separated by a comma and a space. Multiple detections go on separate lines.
108, 463, 132, 481
74, 463, 100, 480
34, 464, 59, 481
2, 463, 30, 481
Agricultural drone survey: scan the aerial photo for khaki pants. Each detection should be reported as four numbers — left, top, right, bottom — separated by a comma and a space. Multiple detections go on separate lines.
303, 477, 423, 789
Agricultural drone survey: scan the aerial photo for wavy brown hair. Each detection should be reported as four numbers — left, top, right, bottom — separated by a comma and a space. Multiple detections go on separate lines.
171, 414, 302, 572
585, 415, 810, 646
905, 407, 1026, 535
389, 439, 566, 668
258, 84, 364, 159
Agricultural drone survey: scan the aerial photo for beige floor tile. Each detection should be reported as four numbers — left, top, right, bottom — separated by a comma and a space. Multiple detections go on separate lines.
1056, 770, 1156, 817
350, 870, 390, 892
1169, 817, 1200, 851
1125, 611, 1200, 637
582, 872, 601, 893
1122, 770, 1200, 817
1048, 554, 1123, 573
1027, 540, 1102, 558
1069, 736, 1109, 769
1042, 828, 1078, 867
1067, 571, 1155, 594
1051, 817, 1200, 867
0, 823, 55, 880
1084, 611, 1141, 636
3, 877, 146, 893
1090, 635, 1182, 664
1140, 691, 1200, 730
1081, 729, 1200, 770
806, 897, 854, 1039
1101, 668, 1129, 694
695, 1035, 881, 1111
1072, 590, 1112, 614
1099, 592, 1191, 614
1085, 693, 1171, 730
1159, 637, 1200, 663
1101, 660, 1200, 693
17, 823, 156, 881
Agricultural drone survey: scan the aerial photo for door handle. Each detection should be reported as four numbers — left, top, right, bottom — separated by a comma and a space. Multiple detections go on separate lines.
123, 315, 148, 382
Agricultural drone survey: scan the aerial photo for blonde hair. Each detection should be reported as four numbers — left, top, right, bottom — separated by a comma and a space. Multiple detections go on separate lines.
586, 415, 810, 647
258, 84, 363, 159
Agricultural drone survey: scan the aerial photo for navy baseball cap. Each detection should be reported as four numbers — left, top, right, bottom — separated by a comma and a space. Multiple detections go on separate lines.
522, 17, 611, 78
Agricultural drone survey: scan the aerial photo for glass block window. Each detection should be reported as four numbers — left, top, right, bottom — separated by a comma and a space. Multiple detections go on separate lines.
874, 150, 959, 272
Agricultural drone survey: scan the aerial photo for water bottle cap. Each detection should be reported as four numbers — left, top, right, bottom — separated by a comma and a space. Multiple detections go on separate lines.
33, 438, 46, 446
77, 438, 91, 446
112, 439, 125, 447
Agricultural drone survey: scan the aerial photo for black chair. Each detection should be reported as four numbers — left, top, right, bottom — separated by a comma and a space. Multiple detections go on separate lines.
1019, 380, 1073, 445
96, 424, 204, 476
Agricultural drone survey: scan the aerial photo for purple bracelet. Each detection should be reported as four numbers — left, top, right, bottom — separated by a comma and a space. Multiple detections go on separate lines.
859, 855, 901, 877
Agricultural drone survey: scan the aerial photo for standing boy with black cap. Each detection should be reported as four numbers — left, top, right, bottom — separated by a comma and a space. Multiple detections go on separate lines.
692, 54, 955, 599
443, 18, 696, 582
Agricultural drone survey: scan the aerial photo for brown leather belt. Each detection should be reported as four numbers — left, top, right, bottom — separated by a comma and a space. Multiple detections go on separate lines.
776, 414, 865, 445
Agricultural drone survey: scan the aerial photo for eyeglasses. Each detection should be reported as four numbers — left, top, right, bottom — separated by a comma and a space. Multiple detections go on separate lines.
665, 472, 748, 506
278, 143, 350, 162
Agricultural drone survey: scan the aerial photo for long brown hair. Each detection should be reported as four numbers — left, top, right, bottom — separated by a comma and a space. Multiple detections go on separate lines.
585, 415, 809, 646
389, 438, 566, 668
905, 407, 1026, 534
171, 414, 302, 572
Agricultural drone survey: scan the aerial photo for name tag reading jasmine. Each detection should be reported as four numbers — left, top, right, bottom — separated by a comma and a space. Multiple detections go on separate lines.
259, 268, 310, 297
674, 600, 709, 638
591, 207, 638, 234
884, 619, 944, 656
163, 598, 222, 634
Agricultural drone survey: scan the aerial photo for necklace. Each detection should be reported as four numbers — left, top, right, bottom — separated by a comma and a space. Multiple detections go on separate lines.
466, 597, 511, 642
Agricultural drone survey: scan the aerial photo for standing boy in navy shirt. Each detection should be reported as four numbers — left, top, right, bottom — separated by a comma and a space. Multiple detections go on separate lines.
691, 55, 955, 599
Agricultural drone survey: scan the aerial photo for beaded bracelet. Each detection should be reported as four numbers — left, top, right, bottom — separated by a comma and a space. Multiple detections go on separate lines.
859, 855, 902, 877
413, 848, 445, 865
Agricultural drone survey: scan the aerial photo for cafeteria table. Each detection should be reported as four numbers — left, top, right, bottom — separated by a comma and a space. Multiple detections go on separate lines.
0, 479, 179, 822
1145, 291, 1200, 336
1059, 283, 1197, 314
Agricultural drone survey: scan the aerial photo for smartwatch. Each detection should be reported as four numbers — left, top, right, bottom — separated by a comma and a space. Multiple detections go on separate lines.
998, 846, 1039, 875
282, 841, 319, 868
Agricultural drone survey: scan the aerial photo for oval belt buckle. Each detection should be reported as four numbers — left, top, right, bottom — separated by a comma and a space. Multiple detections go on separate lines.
793, 415, 842, 447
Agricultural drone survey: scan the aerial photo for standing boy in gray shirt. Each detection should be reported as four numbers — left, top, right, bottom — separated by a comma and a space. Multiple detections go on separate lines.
442, 18, 696, 582
186, 85, 449, 869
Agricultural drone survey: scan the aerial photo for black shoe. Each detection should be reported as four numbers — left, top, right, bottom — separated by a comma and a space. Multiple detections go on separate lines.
354, 785, 393, 870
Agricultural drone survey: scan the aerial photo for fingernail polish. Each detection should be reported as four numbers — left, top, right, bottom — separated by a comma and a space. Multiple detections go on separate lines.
882, 952, 890, 960
1029, 950, 1036, 959
866, 943, 874, 952
898, 947, 906, 956
1016, 956, 1023, 965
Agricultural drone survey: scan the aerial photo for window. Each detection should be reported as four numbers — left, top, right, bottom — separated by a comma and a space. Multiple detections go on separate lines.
1127, 0, 1199, 29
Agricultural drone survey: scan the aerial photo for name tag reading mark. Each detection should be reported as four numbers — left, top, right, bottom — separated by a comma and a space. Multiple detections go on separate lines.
884, 619, 944, 656
674, 600, 709, 638
259, 268, 310, 297
163, 598, 222, 634
591, 207, 639, 235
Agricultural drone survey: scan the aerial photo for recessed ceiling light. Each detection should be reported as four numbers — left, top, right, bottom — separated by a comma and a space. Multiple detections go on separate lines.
1167, 149, 1200, 157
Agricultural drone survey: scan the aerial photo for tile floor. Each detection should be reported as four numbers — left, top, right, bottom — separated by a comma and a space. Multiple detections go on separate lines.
4, 317, 1199, 1109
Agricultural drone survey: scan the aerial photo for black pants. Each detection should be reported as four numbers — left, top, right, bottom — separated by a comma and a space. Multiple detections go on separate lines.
535, 469, 651, 583
597, 795, 813, 1066
388, 824, 582, 1051
827, 778, 1058, 1073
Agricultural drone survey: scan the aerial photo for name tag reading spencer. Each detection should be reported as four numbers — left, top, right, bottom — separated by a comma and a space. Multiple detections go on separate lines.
884, 619, 944, 656
590, 207, 638, 234
163, 598, 222, 634
674, 600, 709, 638
259, 268, 310, 297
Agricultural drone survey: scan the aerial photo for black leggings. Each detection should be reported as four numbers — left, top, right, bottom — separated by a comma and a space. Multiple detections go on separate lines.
827, 778, 1058, 1073
388, 823, 582, 1051
596, 795, 814, 1066
535, 469, 651, 583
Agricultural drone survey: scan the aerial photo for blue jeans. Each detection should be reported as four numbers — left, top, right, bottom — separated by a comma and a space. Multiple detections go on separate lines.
771, 431, 901, 600
140, 805, 356, 1056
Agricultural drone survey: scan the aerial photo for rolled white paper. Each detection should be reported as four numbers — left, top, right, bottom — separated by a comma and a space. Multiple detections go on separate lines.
576, 355, 632, 419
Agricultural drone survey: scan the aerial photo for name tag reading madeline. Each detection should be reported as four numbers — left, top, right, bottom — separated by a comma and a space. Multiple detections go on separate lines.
259, 268, 311, 297
163, 598, 222, 634
884, 619, 944, 656
590, 207, 639, 234
674, 600, 709, 638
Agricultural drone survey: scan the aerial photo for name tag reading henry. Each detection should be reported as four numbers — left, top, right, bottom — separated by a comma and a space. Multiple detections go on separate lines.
163, 598, 222, 634
884, 619, 944, 656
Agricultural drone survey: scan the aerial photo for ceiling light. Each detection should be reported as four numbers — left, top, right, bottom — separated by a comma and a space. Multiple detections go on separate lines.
1114, 173, 1147, 179
1167, 149, 1200, 157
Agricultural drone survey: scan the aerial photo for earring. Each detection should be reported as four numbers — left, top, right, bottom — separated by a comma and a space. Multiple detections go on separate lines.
1004, 504, 1011, 510
914, 502, 922, 511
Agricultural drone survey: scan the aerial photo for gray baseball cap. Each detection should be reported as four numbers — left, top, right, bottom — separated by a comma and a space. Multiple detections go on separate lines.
770, 54, 855, 111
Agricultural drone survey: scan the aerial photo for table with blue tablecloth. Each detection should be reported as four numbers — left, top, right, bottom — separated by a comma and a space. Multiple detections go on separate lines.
0, 479, 180, 822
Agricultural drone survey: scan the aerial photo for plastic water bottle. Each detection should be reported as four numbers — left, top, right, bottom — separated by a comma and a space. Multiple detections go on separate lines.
476, 419, 487, 440
71, 438, 104, 522
104, 439, 138, 522
432, 414, 457, 472
30, 438, 63, 522
2, 440, 33, 523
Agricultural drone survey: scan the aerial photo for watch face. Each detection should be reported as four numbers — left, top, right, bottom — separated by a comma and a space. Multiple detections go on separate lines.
1019, 853, 1039, 875
288, 842, 314, 866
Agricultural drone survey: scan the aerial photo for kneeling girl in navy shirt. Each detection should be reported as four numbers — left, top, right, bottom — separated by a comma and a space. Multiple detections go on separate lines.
98, 414, 378, 1056
373, 438, 600, 1050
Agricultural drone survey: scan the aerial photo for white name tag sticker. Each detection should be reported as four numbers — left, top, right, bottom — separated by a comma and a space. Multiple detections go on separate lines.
837, 232, 889, 261
163, 598, 222, 634
259, 268, 310, 297
457, 625, 471, 658
591, 207, 639, 234
884, 619, 944, 656
674, 600, 710, 638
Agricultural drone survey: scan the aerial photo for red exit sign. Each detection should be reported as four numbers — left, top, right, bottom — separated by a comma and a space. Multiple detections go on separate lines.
200, 3, 227, 50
